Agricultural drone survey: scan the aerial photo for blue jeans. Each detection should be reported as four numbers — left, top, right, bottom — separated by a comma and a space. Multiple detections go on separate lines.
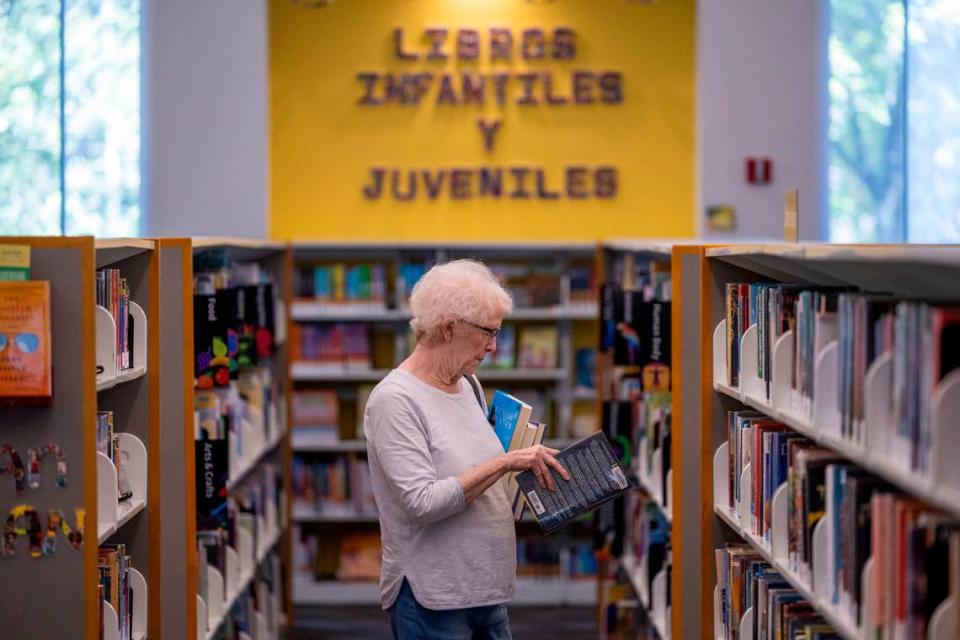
388, 578, 513, 640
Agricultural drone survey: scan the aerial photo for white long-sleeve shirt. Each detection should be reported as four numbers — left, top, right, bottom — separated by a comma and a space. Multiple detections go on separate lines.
364, 368, 516, 610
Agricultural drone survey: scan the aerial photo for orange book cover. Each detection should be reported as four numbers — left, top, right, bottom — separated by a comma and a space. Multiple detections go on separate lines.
0, 281, 52, 404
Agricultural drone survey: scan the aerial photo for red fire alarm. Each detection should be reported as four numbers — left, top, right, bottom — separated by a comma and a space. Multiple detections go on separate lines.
746, 157, 772, 185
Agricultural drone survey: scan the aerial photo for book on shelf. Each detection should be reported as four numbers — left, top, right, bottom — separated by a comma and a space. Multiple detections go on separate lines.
716, 543, 839, 640
292, 455, 377, 518
194, 257, 277, 389
567, 264, 595, 307
723, 281, 960, 480
0, 243, 30, 281
479, 323, 516, 369
575, 347, 596, 391
98, 543, 133, 640
299, 262, 387, 308
721, 406, 960, 634
517, 431, 631, 534
516, 536, 596, 578
516, 325, 558, 369
625, 492, 671, 597
292, 322, 372, 370
600, 281, 671, 371
0, 280, 52, 404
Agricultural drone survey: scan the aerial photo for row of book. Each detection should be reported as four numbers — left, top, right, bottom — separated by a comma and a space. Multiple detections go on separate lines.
96, 411, 133, 502
722, 409, 960, 635
297, 262, 388, 306
723, 284, 960, 477
294, 260, 596, 310
291, 387, 373, 441
625, 492, 672, 600
291, 455, 377, 518
480, 324, 559, 369
96, 268, 134, 372
193, 253, 277, 390
716, 544, 838, 640
214, 551, 284, 640
292, 322, 374, 369
295, 528, 382, 582
290, 386, 557, 444
98, 543, 134, 640
197, 463, 284, 604
516, 538, 598, 579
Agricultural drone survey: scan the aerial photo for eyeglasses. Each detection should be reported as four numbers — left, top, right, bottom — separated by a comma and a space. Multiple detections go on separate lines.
0, 333, 40, 354
459, 319, 501, 340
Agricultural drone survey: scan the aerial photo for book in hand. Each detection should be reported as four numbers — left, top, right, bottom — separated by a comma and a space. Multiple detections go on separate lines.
488, 390, 533, 453
516, 431, 631, 534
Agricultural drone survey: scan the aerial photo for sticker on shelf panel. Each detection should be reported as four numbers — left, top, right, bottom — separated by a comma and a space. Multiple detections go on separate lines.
2, 505, 84, 557
2, 443, 68, 495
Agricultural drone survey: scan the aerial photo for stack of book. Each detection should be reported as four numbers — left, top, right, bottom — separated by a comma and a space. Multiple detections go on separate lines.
96, 268, 133, 372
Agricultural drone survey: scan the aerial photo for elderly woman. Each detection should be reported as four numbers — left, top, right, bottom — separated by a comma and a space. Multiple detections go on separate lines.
364, 259, 569, 639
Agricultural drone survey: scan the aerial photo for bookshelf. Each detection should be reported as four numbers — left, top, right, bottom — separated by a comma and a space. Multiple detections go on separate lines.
0, 237, 176, 640
288, 241, 600, 607
93, 239, 159, 640
593, 241, 706, 640
190, 238, 292, 640
701, 244, 960, 640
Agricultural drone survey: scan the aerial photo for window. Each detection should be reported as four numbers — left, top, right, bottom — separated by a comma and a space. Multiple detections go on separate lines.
829, 0, 960, 242
0, 0, 140, 237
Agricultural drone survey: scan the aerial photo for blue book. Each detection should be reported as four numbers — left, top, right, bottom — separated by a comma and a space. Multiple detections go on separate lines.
487, 390, 532, 452
313, 266, 332, 300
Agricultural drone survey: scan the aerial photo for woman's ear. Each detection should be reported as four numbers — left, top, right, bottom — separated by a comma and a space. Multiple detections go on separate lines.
439, 318, 456, 342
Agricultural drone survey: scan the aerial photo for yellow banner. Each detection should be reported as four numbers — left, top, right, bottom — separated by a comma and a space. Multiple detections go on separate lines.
269, 0, 694, 241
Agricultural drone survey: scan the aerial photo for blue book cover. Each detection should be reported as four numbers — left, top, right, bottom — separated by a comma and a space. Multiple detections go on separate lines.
313, 266, 331, 300
487, 390, 529, 452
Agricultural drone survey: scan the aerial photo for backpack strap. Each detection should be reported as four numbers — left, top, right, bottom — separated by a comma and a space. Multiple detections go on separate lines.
464, 374, 486, 414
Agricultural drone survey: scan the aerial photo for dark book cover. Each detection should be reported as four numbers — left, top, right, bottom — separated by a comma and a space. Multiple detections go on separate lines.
195, 439, 229, 531
599, 282, 621, 351
602, 400, 634, 468
194, 292, 234, 388
518, 432, 632, 534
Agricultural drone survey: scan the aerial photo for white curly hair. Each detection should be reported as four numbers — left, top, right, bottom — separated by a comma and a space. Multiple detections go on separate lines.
409, 259, 513, 343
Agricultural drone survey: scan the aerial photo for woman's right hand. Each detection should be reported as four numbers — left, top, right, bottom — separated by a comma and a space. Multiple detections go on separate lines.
504, 446, 570, 491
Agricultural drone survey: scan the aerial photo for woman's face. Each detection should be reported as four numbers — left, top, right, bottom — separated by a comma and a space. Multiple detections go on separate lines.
450, 309, 504, 377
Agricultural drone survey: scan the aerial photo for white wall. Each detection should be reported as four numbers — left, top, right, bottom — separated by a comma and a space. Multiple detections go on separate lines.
697, 0, 828, 241
141, 0, 268, 238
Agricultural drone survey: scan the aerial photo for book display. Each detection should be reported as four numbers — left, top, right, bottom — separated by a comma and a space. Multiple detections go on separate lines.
191, 239, 291, 640
703, 244, 960, 640
288, 241, 599, 607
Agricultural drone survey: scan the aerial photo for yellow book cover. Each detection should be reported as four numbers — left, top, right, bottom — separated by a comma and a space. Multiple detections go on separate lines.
0, 280, 52, 404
